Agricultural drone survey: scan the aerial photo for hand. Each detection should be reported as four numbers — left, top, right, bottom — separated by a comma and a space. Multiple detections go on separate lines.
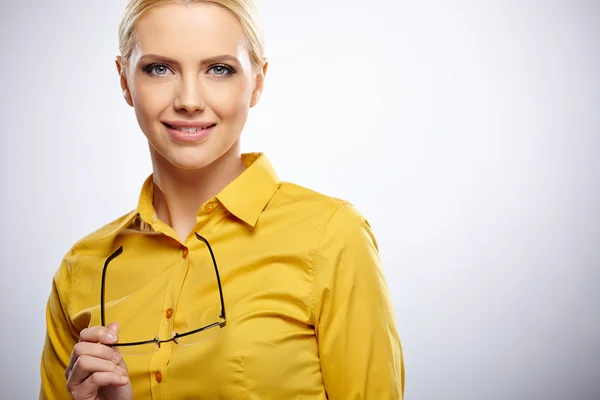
65, 322, 133, 400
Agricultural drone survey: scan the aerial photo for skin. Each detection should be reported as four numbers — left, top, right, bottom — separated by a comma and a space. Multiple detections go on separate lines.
119, 1, 267, 242
66, 3, 267, 398
65, 323, 132, 399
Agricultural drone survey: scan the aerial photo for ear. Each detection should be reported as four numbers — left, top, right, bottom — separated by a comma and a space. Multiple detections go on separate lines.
250, 60, 268, 108
115, 56, 133, 107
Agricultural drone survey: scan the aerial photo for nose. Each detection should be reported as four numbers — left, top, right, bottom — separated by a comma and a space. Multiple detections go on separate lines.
173, 75, 205, 114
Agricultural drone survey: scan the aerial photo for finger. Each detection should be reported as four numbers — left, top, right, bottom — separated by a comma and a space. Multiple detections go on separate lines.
70, 371, 129, 397
67, 354, 124, 386
106, 322, 130, 372
65, 342, 120, 380
66, 322, 121, 380
112, 348, 128, 373
79, 325, 119, 345
107, 321, 120, 335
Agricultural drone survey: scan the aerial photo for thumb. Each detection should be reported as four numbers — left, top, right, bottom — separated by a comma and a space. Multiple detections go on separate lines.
107, 321, 120, 335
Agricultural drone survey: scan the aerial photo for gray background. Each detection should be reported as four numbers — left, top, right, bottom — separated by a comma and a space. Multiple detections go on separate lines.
1, 0, 599, 399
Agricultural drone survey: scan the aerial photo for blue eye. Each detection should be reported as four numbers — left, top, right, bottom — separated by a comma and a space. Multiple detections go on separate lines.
143, 63, 172, 76
209, 64, 234, 76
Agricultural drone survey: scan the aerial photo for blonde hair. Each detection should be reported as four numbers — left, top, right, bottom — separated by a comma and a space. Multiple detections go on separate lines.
118, 0, 265, 69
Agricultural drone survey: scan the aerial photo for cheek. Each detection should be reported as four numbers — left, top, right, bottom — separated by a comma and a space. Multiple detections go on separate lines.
207, 81, 253, 122
130, 80, 172, 124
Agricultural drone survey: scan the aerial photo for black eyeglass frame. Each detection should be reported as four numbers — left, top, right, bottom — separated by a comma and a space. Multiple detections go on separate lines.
100, 233, 226, 350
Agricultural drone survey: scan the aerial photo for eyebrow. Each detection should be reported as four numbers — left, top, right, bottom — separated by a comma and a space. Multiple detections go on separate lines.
138, 54, 242, 67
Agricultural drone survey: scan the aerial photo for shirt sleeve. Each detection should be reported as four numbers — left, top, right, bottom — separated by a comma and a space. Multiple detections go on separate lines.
39, 248, 79, 400
313, 203, 404, 399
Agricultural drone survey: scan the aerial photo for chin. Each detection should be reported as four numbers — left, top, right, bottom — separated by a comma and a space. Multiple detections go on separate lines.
163, 147, 219, 170
154, 137, 243, 171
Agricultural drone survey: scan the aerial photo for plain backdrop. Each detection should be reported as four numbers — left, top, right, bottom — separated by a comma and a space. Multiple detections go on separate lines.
1, 1, 599, 399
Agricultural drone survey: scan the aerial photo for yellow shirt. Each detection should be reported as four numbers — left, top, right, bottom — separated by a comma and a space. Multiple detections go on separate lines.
40, 153, 404, 399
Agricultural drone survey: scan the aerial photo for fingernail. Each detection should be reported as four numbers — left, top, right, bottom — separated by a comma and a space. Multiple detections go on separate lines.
107, 331, 117, 343
113, 352, 121, 363
117, 366, 125, 376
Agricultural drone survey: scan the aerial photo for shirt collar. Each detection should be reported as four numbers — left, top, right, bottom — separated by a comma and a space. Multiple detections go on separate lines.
217, 152, 280, 227
99, 152, 279, 239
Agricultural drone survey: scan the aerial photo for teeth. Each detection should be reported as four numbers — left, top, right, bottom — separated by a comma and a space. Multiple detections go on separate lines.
167, 124, 214, 133
181, 127, 200, 133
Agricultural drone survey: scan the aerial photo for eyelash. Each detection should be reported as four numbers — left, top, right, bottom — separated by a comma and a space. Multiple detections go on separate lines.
142, 63, 236, 77
142, 63, 171, 76
209, 63, 236, 76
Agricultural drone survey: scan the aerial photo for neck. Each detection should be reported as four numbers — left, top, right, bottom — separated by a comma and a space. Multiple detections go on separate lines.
150, 142, 245, 241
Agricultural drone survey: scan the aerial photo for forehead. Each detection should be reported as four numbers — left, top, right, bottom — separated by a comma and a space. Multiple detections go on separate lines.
133, 2, 247, 59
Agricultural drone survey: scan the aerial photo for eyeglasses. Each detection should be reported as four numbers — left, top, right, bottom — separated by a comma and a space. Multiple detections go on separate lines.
101, 233, 226, 355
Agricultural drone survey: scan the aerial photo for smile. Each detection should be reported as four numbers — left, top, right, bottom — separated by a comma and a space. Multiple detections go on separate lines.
164, 123, 217, 132
163, 121, 217, 143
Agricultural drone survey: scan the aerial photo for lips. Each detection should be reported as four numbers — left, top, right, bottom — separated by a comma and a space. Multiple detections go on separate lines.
163, 121, 217, 143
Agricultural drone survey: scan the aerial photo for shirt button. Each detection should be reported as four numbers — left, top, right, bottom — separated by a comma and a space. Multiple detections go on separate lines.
205, 201, 216, 212
155, 370, 163, 383
166, 308, 174, 319
182, 247, 189, 259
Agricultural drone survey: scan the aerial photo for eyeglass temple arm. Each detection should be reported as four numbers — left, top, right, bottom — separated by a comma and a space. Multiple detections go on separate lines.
101, 236, 224, 328
101, 246, 124, 327
195, 233, 226, 320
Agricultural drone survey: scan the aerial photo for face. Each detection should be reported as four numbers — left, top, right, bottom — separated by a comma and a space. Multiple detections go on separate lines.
116, 2, 266, 170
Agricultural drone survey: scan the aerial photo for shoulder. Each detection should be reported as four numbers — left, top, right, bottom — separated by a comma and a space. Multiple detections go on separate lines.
51, 209, 137, 293
272, 181, 372, 238
81, 210, 138, 242
273, 181, 351, 215
59, 209, 137, 267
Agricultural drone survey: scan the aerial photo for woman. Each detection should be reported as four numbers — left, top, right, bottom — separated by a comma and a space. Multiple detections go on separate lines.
40, 0, 404, 398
